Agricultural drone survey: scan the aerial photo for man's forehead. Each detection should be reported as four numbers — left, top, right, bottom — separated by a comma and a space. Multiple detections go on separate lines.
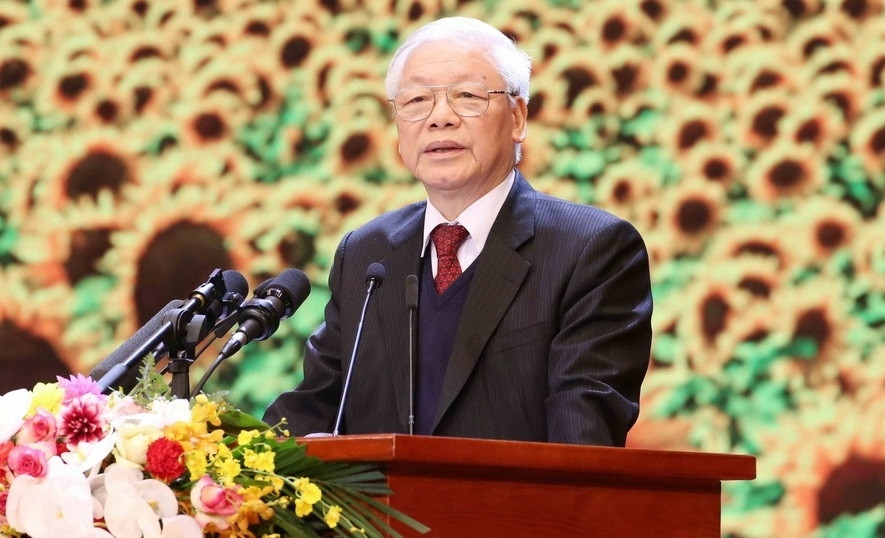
400, 42, 498, 84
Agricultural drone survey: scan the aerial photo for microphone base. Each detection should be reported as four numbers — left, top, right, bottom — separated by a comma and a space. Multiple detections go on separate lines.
303, 432, 335, 438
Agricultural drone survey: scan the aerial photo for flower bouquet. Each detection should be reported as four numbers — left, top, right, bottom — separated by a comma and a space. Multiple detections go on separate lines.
0, 368, 428, 538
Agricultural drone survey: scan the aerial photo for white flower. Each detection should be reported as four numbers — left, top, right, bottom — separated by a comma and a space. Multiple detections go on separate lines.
91, 463, 201, 538
6, 457, 110, 538
60, 431, 117, 474
0, 389, 32, 442
113, 422, 164, 467
147, 398, 192, 426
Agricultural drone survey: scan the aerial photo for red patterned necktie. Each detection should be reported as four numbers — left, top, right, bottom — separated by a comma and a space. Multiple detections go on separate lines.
431, 223, 470, 294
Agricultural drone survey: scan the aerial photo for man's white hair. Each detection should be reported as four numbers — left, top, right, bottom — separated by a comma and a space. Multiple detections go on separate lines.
385, 17, 532, 163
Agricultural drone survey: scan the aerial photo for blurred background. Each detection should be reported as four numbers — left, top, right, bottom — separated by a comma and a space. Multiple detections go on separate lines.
0, 0, 882, 535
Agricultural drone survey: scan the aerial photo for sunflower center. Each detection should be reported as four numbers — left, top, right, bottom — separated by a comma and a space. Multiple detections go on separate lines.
676, 198, 713, 233
768, 159, 805, 188
701, 293, 730, 342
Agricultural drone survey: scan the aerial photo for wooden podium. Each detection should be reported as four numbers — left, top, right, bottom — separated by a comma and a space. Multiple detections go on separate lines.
303, 434, 756, 537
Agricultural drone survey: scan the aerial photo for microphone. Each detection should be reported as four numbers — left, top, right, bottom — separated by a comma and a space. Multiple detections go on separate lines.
332, 262, 386, 436
91, 269, 249, 394
216, 269, 312, 361
191, 270, 311, 397
89, 299, 186, 393
405, 274, 419, 435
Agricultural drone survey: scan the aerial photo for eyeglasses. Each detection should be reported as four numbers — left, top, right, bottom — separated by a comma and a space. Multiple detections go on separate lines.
389, 82, 516, 122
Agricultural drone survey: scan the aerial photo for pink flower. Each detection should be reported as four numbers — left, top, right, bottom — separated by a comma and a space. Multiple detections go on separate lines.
16, 409, 57, 444
190, 475, 242, 530
7, 445, 48, 477
0, 440, 13, 466
59, 394, 107, 446
57, 374, 104, 405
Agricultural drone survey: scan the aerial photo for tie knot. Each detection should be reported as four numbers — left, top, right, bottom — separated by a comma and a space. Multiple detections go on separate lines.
431, 224, 469, 258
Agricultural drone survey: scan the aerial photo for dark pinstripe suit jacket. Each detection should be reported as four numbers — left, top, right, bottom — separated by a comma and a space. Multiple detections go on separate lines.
264, 171, 652, 446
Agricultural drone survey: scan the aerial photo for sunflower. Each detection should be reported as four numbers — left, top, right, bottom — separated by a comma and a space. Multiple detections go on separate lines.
724, 45, 799, 98
593, 159, 663, 230
745, 140, 825, 202
580, 0, 646, 51
745, 398, 885, 536
679, 272, 751, 374
849, 106, 885, 176
606, 44, 651, 99
651, 4, 713, 49
735, 88, 795, 150
116, 60, 178, 117
681, 141, 746, 191
810, 71, 866, 124
824, 0, 885, 23
706, 221, 800, 275
771, 277, 853, 384
779, 94, 847, 153
786, 11, 853, 62
851, 216, 885, 290
0, 104, 31, 158
650, 43, 707, 97
787, 196, 862, 263
0, 266, 78, 392
520, 25, 580, 78
542, 51, 616, 117
657, 98, 721, 157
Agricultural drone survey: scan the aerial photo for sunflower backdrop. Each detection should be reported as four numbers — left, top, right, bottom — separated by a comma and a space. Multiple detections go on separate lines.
0, 0, 882, 536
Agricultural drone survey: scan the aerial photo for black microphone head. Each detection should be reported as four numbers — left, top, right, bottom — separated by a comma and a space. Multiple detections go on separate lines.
220, 270, 249, 316
222, 270, 249, 299
253, 277, 274, 297
366, 262, 386, 287
265, 268, 311, 317
405, 274, 419, 310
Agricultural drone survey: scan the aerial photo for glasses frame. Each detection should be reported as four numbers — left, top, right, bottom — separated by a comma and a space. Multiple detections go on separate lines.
388, 82, 517, 122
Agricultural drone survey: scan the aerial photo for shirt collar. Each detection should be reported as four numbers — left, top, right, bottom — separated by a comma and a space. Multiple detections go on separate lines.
421, 169, 515, 255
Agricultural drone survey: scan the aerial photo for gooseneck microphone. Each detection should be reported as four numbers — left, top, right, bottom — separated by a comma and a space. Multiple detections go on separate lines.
332, 262, 386, 436
405, 274, 419, 435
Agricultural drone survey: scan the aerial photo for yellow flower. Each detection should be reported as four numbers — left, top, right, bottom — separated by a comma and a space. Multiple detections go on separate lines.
192, 394, 222, 426
215, 457, 242, 484
294, 478, 322, 505
294, 498, 313, 517
29, 382, 63, 415
324, 505, 343, 528
215, 443, 233, 460
243, 449, 275, 473
185, 450, 209, 480
237, 429, 259, 446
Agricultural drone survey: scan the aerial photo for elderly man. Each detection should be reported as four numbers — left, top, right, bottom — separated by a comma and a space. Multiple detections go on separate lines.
264, 16, 652, 446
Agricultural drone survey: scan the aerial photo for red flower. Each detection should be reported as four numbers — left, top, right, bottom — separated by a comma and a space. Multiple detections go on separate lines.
59, 394, 106, 446
144, 438, 186, 483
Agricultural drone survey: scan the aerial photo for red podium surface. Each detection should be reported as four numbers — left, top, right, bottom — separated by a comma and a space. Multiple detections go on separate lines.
302, 434, 756, 537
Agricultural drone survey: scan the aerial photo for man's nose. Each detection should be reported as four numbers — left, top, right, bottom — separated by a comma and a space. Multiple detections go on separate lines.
426, 92, 460, 125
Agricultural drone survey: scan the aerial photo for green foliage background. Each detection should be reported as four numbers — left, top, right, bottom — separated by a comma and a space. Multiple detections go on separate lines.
0, 0, 882, 536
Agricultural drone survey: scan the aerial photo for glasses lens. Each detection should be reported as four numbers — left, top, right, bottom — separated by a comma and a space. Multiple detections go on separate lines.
394, 87, 435, 121
447, 83, 490, 117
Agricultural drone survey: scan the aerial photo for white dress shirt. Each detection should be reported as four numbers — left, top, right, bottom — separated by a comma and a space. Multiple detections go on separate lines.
421, 169, 516, 277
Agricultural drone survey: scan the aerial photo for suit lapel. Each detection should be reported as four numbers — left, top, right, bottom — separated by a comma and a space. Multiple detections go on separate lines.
376, 206, 424, 432
432, 173, 536, 431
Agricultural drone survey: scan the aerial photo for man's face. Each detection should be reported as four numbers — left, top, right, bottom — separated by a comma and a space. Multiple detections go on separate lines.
392, 41, 527, 207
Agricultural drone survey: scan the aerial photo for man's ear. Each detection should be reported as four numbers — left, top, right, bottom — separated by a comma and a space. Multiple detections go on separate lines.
511, 97, 528, 143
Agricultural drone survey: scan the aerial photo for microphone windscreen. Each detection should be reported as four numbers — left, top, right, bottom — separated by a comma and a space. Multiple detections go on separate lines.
365, 262, 386, 286
88, 298, 185, 391
253, 277, 274, 297
405, 274, 419, 310
271, 268, 312, 314
222, 270, 249, 298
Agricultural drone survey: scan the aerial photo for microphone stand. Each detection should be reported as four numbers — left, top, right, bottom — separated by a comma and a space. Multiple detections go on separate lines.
333, 278, 379, 436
